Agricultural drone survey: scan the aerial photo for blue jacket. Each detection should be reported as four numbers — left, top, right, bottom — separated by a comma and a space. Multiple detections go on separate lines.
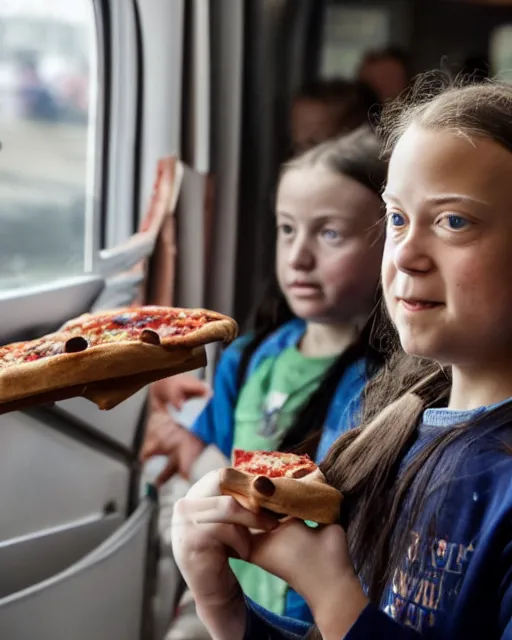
242, 405, 512, 639
190, 319, 374, 622
191, 319, 368, 463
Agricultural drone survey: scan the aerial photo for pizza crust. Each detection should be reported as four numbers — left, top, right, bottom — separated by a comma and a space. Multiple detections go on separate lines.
219, 467, 342, 525
0, 347, 206, 414
156, 317, 237, 348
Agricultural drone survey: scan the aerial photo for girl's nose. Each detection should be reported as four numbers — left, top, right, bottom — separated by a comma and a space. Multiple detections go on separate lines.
287, 236, 315, 271
392, 227, 434, 275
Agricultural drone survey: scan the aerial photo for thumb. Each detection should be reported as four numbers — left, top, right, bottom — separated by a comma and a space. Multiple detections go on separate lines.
181, 378, 211, 398
140, 439, 158, 461
168, 378, 211, 409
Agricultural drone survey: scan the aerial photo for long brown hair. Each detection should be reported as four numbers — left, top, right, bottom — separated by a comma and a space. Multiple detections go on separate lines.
306, 73, 512, 636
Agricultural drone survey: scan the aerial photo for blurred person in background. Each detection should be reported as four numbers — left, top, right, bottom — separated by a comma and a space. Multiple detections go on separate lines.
290, 78, 379, 155
358, 46, 411, 103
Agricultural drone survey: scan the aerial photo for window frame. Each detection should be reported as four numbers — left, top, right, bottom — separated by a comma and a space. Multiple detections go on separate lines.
98, 0, 142, 253
86, 0, 109, 270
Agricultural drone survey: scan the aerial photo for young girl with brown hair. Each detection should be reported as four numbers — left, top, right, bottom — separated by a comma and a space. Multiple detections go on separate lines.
148, 127, 387, 630
171, 75, 512, 640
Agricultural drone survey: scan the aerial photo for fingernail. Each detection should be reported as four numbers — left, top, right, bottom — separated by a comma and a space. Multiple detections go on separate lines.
253, 476, 276, 497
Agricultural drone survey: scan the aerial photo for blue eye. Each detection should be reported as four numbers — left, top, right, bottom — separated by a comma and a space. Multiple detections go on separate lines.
322, 228, 340, 241
388, 212, 406, 227
446, 215, 468, 230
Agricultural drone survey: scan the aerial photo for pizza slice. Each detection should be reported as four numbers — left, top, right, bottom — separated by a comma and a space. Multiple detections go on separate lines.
0, 305, 237, 414
219, 449, 342, 524
59, 305, 236, 348
232, 449, 318, 479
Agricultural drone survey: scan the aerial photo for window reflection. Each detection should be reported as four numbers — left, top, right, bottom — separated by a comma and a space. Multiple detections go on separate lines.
0, 0, 98, 290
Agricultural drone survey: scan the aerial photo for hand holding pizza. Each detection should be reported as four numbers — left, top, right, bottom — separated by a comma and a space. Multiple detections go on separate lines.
171, 468, 368, 640
171, 470, 277, 640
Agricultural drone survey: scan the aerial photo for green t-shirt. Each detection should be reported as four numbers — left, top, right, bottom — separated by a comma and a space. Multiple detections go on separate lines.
230, 345, 336, 615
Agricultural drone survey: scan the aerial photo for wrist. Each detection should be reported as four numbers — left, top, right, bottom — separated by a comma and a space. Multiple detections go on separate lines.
312, 573, 368, 640
196, 592, 247, 640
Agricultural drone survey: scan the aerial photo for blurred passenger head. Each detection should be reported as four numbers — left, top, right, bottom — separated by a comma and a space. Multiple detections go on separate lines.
290, 79, 379, 155
358, 46, 411, 103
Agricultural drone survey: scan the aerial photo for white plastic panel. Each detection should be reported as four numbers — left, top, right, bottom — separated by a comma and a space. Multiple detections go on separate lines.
56, 388, 147, 449
0, 513, 122, 598
0, 411, 129, 540
0, 275, 104, 343
0, 499, 154, 640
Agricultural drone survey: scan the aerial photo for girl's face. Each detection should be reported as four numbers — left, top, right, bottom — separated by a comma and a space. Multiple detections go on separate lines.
276, 165, 383, 325
383, 123, 512, 367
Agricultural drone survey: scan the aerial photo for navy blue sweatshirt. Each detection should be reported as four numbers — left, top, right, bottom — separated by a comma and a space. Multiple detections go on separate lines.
242, 401, 512, 639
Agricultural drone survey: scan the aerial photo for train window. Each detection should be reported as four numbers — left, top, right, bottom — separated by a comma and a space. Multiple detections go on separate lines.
0, 0, 99, 291
491, 24, 512, 83
320, 4, 390, 78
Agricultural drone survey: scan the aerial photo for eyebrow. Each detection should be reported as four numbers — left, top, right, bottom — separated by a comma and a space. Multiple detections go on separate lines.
276, 210, 355, 220
381, 191, 491, 208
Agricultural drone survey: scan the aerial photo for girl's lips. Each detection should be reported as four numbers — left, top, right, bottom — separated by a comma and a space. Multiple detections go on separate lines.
288, 283, 322, 297
399, 298, 443, 312
290, 281, 319, 287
